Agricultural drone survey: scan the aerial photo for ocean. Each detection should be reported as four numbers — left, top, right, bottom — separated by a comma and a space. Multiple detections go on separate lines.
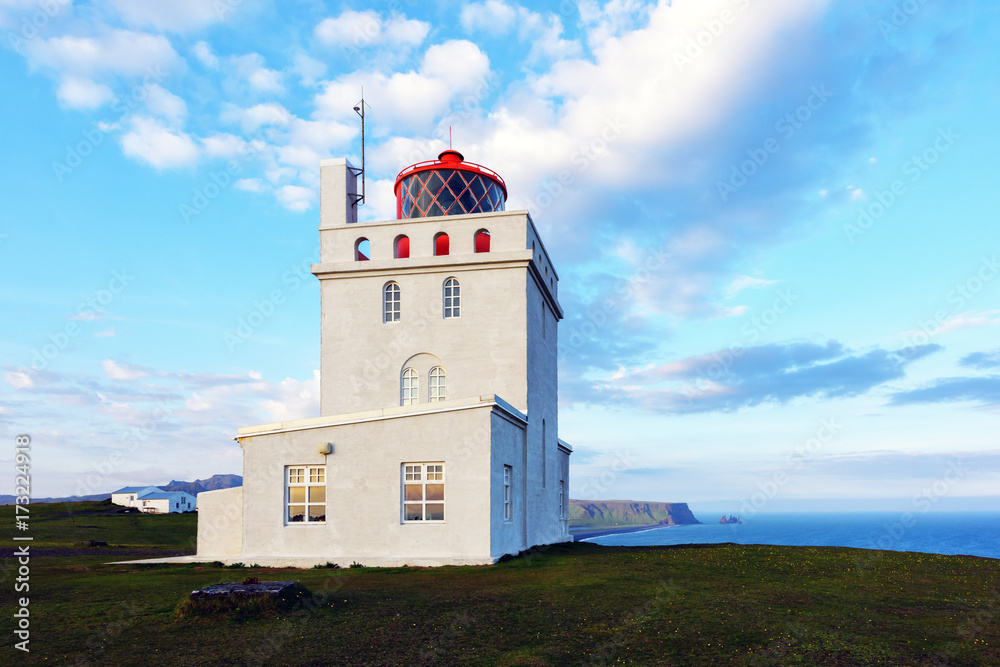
580, 512, 1000, 560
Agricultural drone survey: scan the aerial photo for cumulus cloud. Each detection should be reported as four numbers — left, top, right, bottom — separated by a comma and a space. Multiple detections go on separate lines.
108, 0, 231, 32
220, 102, 291, 133
121, 117, 199, 169
192, 41, 219, 68
230, 53, 285, 94
315, 10, 429, 51
313, 40, 491, 132
459, 2, 580, 62
234, 178, 266, 193
145, 84, 187, 121
460, 0, 518, 34
291, 53, 327, 86
201, 133, 251, 159
56, 76, 115, 109
25, 29, 177, 77
275, 185, 317, 212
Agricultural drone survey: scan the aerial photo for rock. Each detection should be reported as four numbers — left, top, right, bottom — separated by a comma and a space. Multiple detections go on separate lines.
190, 580, 298, 600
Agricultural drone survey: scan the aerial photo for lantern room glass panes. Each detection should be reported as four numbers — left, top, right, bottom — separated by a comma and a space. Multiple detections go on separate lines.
397, 169, 506, 219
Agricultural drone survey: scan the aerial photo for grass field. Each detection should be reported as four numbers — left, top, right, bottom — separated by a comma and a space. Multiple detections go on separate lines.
2, 501, 998, 665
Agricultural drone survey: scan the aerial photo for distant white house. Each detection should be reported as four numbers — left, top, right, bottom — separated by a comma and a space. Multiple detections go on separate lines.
111, 486, 195, 514
137, 491, 196, 514
111, 486, 160, 508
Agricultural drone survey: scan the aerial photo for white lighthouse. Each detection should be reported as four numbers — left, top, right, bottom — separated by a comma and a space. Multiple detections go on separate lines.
197, 151, 572, 566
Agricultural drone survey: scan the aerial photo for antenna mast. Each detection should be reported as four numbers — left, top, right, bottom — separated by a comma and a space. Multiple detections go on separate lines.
351, 94, 370, 208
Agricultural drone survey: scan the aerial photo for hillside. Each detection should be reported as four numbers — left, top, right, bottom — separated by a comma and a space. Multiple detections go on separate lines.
570, 499, 700, 528
0, 473, 242, 505
161, 474, 243, 497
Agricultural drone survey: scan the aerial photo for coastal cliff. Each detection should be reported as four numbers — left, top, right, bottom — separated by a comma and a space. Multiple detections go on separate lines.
569, 499, 701, 529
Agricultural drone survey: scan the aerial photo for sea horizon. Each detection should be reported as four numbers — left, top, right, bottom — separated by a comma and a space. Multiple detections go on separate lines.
579, 511, 1000, 561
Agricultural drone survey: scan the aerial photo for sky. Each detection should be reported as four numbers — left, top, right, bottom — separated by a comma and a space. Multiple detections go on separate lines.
1, 0, 998, 516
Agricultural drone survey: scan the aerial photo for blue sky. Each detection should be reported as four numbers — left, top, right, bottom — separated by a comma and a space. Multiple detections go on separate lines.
2, 0, 998, 515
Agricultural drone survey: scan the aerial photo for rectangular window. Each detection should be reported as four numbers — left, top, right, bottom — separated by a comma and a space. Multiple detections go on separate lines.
287, 466, 326, 523
402, 463, 445, 522
503, 465, 512, 521
559, 480, 566, 519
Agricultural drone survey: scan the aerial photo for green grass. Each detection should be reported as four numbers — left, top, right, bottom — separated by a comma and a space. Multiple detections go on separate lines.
2, 502, 998, 665
5, 499, 198, 550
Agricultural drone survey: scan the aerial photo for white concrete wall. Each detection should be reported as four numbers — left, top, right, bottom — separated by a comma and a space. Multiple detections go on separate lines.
314, 211, 540, 416
489, 410, 528, 558
197, 487, 243, 560
238, 404, 495, 566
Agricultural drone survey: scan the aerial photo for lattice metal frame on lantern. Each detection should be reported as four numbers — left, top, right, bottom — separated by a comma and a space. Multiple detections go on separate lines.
394, 150, 508, 219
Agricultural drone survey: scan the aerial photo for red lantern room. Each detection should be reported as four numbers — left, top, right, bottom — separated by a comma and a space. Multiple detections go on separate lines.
394, 150, 507, 219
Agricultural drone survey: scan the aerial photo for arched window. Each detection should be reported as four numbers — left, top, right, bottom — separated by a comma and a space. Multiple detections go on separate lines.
429, 367, 446, 402
474, 229, 491, 253
443, 277, 460, 319
401, 368, 418, 405
394, 235, 410, 259
383, 282, 400, 323
434, 232, 450, 256
355, 238, 370, 261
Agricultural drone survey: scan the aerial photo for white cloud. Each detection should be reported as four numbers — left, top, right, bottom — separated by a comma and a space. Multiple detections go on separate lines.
230, 53, 285, 94
94, 328, 116, 338
460, 2, 581, 62
121, 117, 199, 169
201, 133, 249, 159
108, 0, 229, 32
192, 41, 219, 68
313, 40, 490, 132
315, 10, 429, 51
286, 118, 356, 154
902, 311, 1000, 338
460, 0, 517, 34
725, 275, 778, 298
221, 102, 291, 133
56, 76, 115, 109
235, 178, 266, 193
421, 40, 491, 90
382, 15, 432, 47
102, 359, 150, 381
185, 392, 212, 411
577, 0, 655, 47
25, 29, 177, 77
5, 369, 33, 389
145, 84, 187, 121
275, 185, 317, 212
291, 53, 327, 86
257, 370, 321, 422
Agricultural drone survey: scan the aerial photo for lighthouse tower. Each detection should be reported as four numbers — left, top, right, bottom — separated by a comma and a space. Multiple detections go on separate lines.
197, 151, 572, 567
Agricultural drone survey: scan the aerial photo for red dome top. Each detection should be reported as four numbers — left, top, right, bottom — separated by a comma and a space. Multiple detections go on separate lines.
393, 150, 507, 219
